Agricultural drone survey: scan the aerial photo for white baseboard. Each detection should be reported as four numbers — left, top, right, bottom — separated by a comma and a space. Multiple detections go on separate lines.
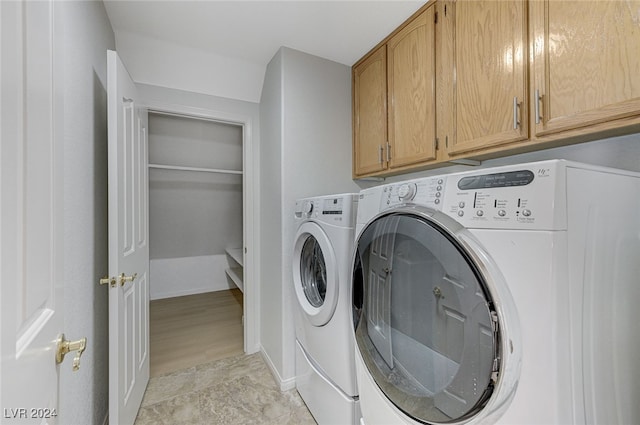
260, 346, 296, 392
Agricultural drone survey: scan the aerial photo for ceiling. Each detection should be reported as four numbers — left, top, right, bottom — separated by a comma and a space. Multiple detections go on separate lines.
103, 0, 425, 102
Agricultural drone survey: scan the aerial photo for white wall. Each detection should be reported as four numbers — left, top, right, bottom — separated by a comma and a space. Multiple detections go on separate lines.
114, 30, 264, 103
259, 47, 360, 386
150, 255, 236, 299
59, 2, 114, 425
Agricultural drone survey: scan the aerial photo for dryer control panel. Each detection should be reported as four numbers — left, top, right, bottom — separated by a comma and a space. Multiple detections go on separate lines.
442, 162, 566, 230
380, 176, 446, 211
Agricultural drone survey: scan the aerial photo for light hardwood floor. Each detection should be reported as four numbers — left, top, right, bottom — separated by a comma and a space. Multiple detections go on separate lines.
149, 289, 244, 377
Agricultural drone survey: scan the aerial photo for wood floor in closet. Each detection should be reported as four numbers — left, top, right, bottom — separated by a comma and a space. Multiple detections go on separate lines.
149, 288, 244, 377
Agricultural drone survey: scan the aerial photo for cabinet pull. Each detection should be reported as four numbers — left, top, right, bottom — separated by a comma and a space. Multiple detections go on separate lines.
378, 145, 384, 164
386, 142, 391, 162
535, 89, 542, 124
513, 96, 520, 129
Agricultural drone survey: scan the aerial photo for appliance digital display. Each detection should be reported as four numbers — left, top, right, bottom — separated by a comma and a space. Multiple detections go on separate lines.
457, 170, 534, 190
323, 198, 343, 215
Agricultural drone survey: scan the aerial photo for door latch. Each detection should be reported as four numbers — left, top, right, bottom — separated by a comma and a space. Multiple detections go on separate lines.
99, 272, 137, 288
99, 276, 116, 287
56, 334, 87, 372
118, 272, 137, 286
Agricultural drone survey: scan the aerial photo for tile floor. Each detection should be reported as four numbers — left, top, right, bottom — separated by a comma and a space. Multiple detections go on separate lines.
134, 352, 316, 425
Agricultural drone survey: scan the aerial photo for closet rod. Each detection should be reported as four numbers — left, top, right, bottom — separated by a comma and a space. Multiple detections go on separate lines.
148, 163, 243, 175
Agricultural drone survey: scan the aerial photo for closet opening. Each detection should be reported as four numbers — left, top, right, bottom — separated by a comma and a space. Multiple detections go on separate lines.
146, 110, 246, 377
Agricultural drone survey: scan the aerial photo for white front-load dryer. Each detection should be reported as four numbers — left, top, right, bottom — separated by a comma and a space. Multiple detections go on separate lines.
293, 193, 360, 424
352, 160, 640, 425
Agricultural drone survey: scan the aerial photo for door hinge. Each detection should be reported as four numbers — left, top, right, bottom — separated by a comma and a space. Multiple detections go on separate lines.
444, 4, 447, 16
434, 11, 438, 23
435, 138, 439, 150
490, 311, 498, 332
445, 135, 449, 148
490, 310, 500, 384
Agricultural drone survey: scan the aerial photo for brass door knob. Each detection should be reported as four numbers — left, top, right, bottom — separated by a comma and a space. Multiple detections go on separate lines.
56, 334, 87, 372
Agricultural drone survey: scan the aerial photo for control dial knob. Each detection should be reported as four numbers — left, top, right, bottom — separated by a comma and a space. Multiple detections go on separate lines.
398, 183, 417, 201
302, 201, 314, 215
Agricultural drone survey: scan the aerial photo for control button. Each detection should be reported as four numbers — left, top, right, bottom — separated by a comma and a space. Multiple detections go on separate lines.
498, 210, 506, 217
476, 210, 484, 217
457, 210, 464, 217
437, 185, 442, 191
458, 201, 465, 208
437, 179, 444, 185
434, 199, 440, 205
522, 209, 532, 217
435, 192, 441, 198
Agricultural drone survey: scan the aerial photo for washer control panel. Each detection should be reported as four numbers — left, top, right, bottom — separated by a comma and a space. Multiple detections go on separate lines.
380, 176, 446, 211
295, 194, 358, 226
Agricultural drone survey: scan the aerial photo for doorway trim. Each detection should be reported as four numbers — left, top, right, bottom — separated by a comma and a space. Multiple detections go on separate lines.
140, 98, 260, 354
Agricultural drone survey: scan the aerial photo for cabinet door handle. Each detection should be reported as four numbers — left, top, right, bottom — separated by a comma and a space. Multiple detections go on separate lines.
535, 89, 542, 124
386, 142, 391, 162
378, 145, 384, 164
513, 96, 520, 129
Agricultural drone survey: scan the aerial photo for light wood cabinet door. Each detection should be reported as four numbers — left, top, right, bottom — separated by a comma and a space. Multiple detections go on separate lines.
353, 45, 387, 177
444, 0, 528, 155
388, 6, 437, 169
531, 1, 640, 137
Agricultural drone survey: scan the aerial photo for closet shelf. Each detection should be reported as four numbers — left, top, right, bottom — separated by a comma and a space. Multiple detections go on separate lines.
225, 248, 244, 267
149, 163, 243, 175
225, 267, 244, 293
225, 247, 244, 292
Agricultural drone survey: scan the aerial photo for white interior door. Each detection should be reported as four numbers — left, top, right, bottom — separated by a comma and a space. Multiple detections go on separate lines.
1, 0, 65, 422
107, 50, 150, 425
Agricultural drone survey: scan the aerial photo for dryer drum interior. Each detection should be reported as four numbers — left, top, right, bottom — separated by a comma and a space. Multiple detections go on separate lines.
353, 212, 501, 424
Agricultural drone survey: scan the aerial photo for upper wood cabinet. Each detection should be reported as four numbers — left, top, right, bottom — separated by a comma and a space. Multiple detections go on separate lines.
353, 4, 436, 178
353, 46, 388, 176
387, 6, 437, 169
530, 0, 640, 138
440, 0, 528, 156
353, 0, 640, 177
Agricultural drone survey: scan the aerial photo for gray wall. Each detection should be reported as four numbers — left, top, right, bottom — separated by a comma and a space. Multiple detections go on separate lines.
384, 133, 640, 184
148, 113, 243, 259
59, 1, 114, 424
259, 47, 360, 384
259, 49, 285, 378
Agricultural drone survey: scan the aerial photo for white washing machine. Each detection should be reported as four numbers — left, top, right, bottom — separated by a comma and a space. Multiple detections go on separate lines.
293, 193, 360, 424
352, 160, 640, 425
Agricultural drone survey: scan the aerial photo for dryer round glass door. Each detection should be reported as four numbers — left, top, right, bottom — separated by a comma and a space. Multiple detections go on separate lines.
293, 221, 339, 326
352, 210, 509, 424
